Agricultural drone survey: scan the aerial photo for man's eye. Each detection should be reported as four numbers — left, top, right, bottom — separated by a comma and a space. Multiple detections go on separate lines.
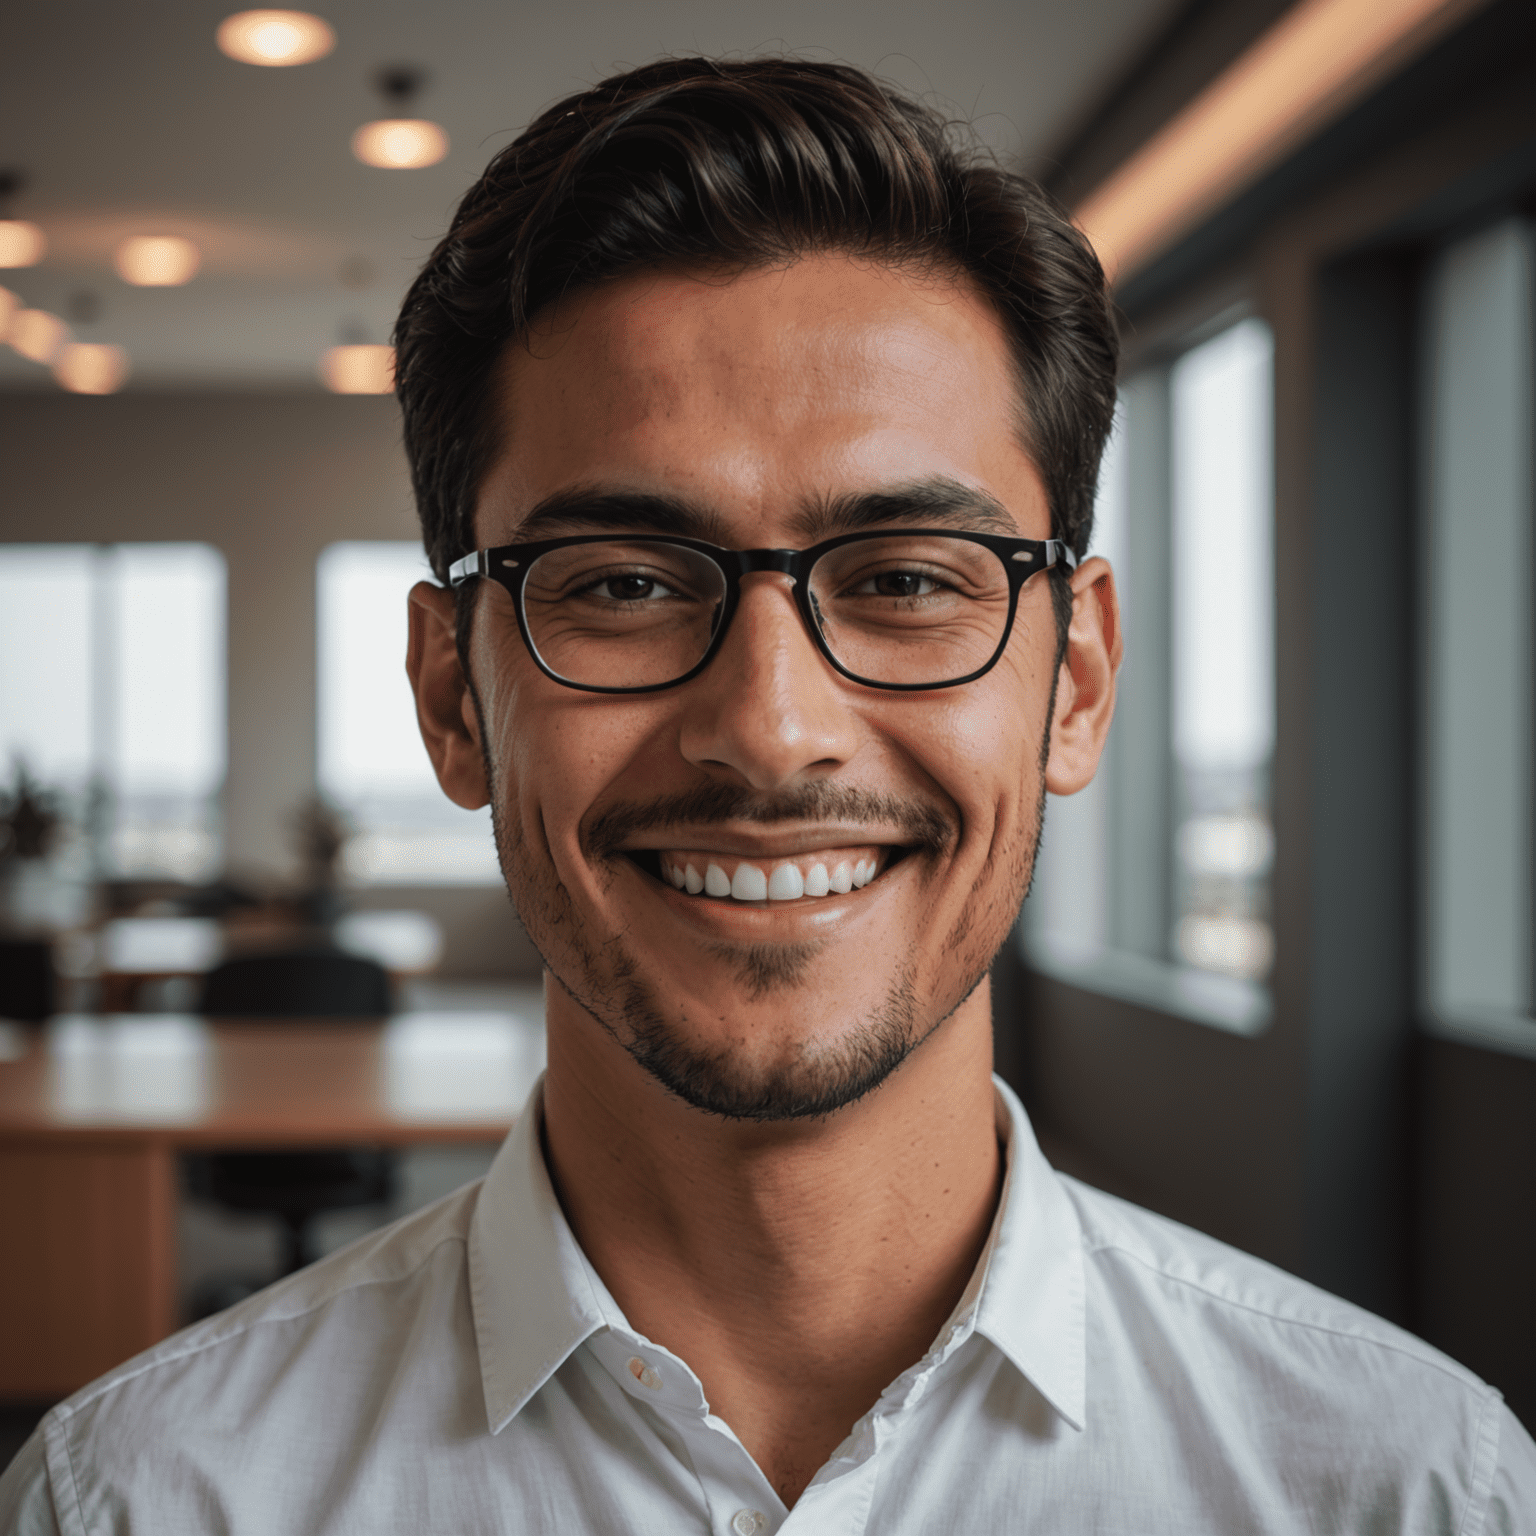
588, 573, 680, 602
857, 569, 942, 598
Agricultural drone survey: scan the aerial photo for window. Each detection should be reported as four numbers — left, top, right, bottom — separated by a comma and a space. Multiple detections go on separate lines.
316, 541, 499, 886
1420, 218, 1534, 1051
1024, 316, 1275, 1035
0, 543, 226, 883
1169, 319, 1276, 983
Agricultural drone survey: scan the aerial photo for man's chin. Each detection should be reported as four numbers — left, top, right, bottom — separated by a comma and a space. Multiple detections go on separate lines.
553, 953, 925, 1123
703, 937, 825, 1000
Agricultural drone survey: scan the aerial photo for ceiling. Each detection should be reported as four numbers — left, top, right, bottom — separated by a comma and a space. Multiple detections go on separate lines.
0, 0, 1181, 389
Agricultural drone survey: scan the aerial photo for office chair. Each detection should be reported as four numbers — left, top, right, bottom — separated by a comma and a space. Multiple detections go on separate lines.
199, 948, 392, 1018
0, 937, 55, 1021
186, 948, 398, 1294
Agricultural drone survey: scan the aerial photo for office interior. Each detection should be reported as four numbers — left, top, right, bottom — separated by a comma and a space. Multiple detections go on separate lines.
1, 0, 1533, 1464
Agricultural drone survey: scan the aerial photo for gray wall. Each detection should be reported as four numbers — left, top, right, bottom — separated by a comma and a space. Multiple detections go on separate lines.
0, 390, 538, 978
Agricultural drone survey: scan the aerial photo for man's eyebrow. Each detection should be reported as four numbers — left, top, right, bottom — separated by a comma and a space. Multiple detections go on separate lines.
791, 479, 1023, 542
504, 478, 1021, 548
507, 487, 728, 544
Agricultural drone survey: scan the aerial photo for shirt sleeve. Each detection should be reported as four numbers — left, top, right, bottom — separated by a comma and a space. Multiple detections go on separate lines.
1483, 1403, 1536, 1536
0, 1432, 63, 1536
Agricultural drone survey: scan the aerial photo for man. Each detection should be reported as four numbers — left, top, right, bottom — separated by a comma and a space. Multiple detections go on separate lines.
3, 56, 1532, 1535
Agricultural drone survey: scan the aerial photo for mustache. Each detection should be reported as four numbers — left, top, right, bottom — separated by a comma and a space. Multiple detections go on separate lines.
583, 780, 955, 862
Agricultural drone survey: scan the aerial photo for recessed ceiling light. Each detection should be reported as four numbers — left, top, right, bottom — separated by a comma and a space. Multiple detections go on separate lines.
54, 343, 130, 395
0, 219, 46, 267
216, 10, 334, 67
9, 308, 68, 364
115, 235, 201, 286
319, 344, 394, 394
351, 119, 448, 169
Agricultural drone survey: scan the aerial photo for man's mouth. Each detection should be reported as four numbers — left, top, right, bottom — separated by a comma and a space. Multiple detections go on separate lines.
626, 845, 898, 903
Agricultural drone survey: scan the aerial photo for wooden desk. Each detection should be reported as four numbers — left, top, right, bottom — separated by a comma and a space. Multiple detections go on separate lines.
0, 1010, 543, 1398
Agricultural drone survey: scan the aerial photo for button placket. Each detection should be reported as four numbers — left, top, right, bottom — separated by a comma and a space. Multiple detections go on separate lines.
731, 1510, 766, 1536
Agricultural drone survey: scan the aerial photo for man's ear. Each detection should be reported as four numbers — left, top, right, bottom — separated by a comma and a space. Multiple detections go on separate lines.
1044, 556, 1122, 796
406, 581, 490, 810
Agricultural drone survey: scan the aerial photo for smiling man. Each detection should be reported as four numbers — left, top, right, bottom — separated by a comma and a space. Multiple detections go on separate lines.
4, 55, 1533, 1536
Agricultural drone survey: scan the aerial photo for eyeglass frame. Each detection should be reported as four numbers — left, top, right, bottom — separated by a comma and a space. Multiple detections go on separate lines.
447, 528, 1077, 695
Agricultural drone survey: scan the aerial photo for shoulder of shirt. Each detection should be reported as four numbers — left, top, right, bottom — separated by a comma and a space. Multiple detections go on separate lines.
50, 1175, 484, 1425
1057, 1171, 1491, 1397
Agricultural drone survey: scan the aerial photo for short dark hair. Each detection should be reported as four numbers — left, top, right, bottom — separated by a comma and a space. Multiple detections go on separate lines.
395, 56, 1118, 622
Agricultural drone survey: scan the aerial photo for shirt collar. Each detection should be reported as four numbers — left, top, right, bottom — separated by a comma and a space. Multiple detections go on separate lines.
468, 1072, 1087, 1436
971, 1076, 1087, 1430
468, 1081, 611, 1433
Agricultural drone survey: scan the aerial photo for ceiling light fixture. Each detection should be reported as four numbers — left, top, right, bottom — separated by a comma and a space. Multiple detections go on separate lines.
0, 285, 17, 339
319, 343, 394, 394
1074, 0, 1488, 282
9, 308, 68, 364
216, 10, 334, 66
0, 171, 45, 268
54, 343, 130, 395
352, 66, 448, 169
115, 235, 202, 286
0, 220, 45, 268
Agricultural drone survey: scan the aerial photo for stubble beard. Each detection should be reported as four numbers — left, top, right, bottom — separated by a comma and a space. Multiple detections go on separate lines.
475, 703, 1052, 1125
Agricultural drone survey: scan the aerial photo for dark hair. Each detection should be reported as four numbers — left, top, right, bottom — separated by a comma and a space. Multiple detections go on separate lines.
394, 57, 1118, 636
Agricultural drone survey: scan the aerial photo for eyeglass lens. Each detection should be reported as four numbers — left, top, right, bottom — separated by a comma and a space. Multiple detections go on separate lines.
518, 535, 1014, 690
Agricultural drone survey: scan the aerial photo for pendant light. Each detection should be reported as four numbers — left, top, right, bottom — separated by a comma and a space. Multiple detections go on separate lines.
51, 290, 129, 393
217, 10, 334, 66
0, 171, 44, 268
352, 67, 448, 168
319, 344, 394, 394
9, 308, 68, 364
115, 235, 201, 286
54, 343, 131, 395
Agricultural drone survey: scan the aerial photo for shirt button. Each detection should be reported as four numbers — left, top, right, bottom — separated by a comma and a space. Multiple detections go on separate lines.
626, 1356, 663, 1390
731, 1511, 765, 1535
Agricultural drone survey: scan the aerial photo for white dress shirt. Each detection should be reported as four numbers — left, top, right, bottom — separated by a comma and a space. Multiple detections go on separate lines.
3, 1076, 1532, 1534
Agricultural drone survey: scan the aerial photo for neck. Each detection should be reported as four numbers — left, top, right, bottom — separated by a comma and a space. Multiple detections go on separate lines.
539, 980, 1003, 1508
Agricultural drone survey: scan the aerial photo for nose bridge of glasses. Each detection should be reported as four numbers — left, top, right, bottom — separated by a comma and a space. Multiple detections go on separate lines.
717, 555, 823, 671
727, 547, 800, 581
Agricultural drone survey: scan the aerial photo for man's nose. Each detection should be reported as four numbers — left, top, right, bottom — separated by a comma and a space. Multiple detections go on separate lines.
676, 573, 862, 790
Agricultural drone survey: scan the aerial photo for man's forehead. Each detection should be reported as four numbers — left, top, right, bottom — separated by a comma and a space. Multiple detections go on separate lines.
519, 253, 1000, 363
479, 253, 1047, 545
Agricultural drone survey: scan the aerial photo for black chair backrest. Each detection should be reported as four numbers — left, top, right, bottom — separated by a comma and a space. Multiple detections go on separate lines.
198, 949, 393, 1018
0, 938, 55, 1021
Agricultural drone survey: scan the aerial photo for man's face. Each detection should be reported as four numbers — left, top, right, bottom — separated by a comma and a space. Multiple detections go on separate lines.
413, 253, 1114, 1121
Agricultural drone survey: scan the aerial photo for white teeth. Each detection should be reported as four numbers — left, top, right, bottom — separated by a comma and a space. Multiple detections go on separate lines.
664, 854, 881, 900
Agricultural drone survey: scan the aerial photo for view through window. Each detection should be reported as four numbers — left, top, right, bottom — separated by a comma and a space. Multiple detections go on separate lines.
316, 541, 499, 885
1169, 319, 1276, 982
0, 542, 226, 888
1024, 315, 1276, 1033
1421, 218, 1533, 1047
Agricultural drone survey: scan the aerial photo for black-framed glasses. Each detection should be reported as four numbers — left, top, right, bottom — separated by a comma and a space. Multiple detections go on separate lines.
447, 529, 1075, 694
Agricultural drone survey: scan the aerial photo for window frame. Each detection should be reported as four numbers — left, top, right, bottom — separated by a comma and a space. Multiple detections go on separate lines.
1022, 299, 1277, 1038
